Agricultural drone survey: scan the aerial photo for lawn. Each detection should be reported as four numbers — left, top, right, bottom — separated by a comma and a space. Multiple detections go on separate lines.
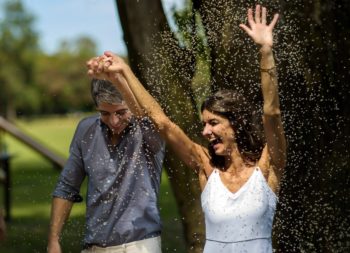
0, 114, 186, 253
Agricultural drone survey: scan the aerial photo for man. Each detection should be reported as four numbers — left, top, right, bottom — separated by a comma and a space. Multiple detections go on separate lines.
47, 79, 165, 253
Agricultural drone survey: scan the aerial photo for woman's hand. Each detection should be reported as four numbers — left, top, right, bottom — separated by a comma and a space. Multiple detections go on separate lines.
86, 51, 129, 84
86, 55, 108, 80
239, 5, 279, 49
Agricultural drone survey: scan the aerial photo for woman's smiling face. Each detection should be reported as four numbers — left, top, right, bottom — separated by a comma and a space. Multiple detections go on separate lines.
201, 109, 236, 156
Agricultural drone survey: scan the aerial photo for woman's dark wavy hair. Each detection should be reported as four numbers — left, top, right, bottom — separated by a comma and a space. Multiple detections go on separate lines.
201, 89, 265, 168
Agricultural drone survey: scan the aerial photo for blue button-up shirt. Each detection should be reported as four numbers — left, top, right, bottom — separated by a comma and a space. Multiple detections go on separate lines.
53, 115, 165, 247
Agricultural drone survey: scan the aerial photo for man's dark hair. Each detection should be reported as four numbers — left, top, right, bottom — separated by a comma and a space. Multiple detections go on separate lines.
91, 79, 124, 106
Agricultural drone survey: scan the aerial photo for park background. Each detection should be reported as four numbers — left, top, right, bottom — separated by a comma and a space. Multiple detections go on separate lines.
0, 0, 349, 252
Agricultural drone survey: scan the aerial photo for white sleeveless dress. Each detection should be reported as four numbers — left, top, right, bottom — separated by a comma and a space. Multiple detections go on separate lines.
201, 167, 277, 253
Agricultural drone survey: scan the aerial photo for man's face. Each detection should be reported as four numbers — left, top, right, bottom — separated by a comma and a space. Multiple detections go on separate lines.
97, 102, 132, 135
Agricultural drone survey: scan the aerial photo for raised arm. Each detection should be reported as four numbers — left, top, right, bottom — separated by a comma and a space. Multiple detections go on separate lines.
87, 55, 144, 118
239, 5, 287, 180
86, 53, 210, 173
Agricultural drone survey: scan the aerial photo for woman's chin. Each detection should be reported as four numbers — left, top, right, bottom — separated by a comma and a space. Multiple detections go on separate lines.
214, 146, 232, 157
214, 148, 224, 156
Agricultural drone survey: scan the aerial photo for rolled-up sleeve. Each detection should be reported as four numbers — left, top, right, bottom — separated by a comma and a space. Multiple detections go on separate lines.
52, 122, 86, 203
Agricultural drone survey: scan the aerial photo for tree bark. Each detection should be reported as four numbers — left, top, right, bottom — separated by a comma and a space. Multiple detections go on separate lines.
273, 1, 350, 252
115, 1, 205, 252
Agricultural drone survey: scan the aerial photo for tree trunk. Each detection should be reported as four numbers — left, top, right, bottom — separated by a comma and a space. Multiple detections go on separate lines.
115, 1, 205, 252
273, 1, 350, 251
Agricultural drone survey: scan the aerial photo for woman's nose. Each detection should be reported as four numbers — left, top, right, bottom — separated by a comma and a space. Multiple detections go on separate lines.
202, 124, 212, 137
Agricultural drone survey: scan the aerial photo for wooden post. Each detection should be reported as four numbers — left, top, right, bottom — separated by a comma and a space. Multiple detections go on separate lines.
0, 153, 11, 221
0, 117, 66, 169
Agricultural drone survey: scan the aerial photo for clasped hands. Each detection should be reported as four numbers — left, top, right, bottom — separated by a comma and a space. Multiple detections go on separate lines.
86, 51, 128, 83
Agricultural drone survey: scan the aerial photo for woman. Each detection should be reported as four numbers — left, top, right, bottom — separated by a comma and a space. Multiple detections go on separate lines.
87, 5, 286, 252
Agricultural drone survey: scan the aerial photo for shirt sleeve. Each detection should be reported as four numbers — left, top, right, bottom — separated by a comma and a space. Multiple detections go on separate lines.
139, 117, 165, 154
52, 121, 86, 203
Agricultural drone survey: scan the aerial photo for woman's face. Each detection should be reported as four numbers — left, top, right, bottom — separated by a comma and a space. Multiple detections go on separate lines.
201, 109, 235, 156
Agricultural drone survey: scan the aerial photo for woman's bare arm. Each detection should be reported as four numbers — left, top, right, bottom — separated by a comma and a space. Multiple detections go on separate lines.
87, 53, 211, 174
240, 5, 287, 181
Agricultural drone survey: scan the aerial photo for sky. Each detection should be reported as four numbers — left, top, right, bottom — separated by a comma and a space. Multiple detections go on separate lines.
10, 0, 184, 55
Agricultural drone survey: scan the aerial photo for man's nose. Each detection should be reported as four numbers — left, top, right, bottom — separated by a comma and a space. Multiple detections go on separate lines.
109, 114, 121, 126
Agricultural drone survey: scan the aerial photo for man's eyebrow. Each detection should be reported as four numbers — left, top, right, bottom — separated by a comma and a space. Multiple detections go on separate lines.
97, 108, 128, 113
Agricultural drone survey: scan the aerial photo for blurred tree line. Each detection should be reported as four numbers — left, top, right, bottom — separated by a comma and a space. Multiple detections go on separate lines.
0, 0, 97, 119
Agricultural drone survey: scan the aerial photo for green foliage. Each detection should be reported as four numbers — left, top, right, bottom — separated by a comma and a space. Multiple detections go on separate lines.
30, 36, 98, 115
172, 0, 208, 57
0, 0, 101, 117
0, 0, 39, 118
171, 0, 211, 110
35, 40, 97, 114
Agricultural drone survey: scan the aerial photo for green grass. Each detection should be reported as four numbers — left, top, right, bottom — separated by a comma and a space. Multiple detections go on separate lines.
0, 115, 185, 253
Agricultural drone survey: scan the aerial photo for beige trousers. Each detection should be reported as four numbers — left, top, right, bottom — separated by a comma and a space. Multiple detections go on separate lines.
81, 236, 161, 253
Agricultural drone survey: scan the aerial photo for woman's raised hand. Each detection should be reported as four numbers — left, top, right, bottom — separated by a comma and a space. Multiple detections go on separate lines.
239, 5, 279, 48
86, 51, 128, 83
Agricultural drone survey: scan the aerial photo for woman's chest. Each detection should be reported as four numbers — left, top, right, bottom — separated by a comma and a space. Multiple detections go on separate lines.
201, 170, 272, 222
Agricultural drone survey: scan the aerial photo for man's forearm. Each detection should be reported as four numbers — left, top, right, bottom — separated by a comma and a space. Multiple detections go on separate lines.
48, 197, 74, 244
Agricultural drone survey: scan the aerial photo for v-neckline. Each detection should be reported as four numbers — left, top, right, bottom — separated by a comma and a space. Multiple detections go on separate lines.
216, 167, 258, 197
